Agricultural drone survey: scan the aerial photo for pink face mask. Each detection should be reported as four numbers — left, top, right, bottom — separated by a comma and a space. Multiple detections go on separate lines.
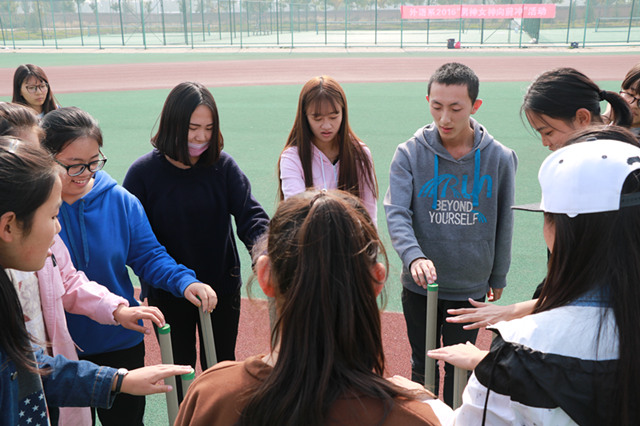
188, 142, 209, 157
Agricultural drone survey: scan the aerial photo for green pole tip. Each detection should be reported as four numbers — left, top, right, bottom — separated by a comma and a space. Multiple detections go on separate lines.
158, 324, 171, 334
182, 370, 195, 380
427, 283, 438, 291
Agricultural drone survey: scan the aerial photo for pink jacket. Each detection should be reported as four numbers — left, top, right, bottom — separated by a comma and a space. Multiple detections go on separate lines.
279, 144, 378, 225
38, 235, 129, 426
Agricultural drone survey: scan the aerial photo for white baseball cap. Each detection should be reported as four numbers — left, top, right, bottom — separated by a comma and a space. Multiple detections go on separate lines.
513, 140, 640, 217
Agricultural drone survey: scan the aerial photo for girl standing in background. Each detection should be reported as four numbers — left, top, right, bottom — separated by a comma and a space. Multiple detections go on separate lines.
12, 64, 59, 117
278, 75, 378, 224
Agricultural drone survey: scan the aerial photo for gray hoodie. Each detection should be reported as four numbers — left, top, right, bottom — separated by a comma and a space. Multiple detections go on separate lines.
384, 118, 518, 300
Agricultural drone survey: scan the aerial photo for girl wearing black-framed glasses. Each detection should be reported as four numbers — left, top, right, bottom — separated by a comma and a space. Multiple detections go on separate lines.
12, 64, 59, 117
40, 106, 218, 426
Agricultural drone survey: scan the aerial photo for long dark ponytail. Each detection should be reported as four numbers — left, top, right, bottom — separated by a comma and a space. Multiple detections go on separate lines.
239, 190, 403, 426
522, 67, 632, 128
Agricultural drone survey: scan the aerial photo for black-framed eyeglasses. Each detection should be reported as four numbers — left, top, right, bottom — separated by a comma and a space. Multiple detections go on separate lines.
24, 83, 49, 94
620, 91, 640, 107
55, 153, 108, 177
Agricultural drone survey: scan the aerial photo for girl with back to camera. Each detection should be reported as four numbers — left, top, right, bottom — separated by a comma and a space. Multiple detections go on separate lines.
0, 136, 193, 425
278, 75, 378, 224
40, 106, 217, 426
123, 82, 269, 401
12, 64, 59, 117
176, 190, 451, 426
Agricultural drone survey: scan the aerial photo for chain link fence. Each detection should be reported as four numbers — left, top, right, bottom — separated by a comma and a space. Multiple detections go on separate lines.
0, 0, 638, 49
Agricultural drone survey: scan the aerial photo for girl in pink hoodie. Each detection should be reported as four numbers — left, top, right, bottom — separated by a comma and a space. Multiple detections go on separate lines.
277, 76, 378, 225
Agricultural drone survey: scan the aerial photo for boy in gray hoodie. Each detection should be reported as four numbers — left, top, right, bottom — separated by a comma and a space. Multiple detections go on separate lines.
384, 62, 518, 405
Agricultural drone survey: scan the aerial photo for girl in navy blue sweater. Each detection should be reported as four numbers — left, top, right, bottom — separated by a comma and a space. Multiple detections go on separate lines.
124, 82, 269, 402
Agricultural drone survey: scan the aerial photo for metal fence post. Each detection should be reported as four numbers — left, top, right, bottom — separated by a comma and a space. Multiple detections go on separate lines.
49, 0, 59, 49
375, 0, 378, 44
118, 0, 124, 45
202, 0, 206, 41
324, 0, 327, 45
140, 0, 147, 48
344, 0, 348, 48
160, 0, 167, 45
192, 0, 196, 48
582, 0, 591, 47
94, 0, 102, 49
627, 0, 636, 43
36, 0, 45, 46
565, 0, 572, 43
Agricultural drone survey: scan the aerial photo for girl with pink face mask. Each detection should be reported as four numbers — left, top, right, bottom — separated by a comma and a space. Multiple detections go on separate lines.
123, 82, 269, 403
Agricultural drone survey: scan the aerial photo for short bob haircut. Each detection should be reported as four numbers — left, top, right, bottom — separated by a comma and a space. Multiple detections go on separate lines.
40, 107, 104, 156
428, 62, 480, 104
12, 64, 59, 115
151, 81, 223, 167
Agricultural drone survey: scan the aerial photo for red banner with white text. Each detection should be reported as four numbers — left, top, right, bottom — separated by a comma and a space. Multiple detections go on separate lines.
401, 4, 556, 20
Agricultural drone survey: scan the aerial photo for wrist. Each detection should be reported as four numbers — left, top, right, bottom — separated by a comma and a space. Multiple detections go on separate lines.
112, 304, 126, 324
112, 368, 129, 393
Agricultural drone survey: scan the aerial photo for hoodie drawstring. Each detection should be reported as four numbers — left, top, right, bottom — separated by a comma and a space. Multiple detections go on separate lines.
473, 149, 481, 207
431, 155, 439, 209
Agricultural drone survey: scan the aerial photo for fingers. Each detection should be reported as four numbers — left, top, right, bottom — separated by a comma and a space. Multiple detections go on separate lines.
118, 306, 166, 334
468, 298, 489, 308
134, 307, 165, 329
410, 259, 437, 289
185, 283, 218, 312
491, 288, 503, 301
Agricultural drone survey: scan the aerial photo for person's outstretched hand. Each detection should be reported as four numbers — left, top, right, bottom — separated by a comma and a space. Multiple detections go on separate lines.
427, 342, 488, 371
446, 298, 537, 330
117, 365, 194, 395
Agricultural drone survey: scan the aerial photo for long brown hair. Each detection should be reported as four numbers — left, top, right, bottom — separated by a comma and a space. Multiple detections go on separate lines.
277, 76, 378, 202
239, 190, 405, 426
535, 171, 640, 424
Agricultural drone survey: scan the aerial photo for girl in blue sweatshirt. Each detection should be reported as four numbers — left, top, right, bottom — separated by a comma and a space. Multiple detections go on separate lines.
40, 107, 217, 426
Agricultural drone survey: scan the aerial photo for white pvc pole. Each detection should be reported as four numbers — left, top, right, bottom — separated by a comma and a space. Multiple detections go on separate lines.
158, 324, 179, 424
180, 369, 196, 395
424, 283, 438, 390
198, 307, 217, 368
453, 366, 468, 409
